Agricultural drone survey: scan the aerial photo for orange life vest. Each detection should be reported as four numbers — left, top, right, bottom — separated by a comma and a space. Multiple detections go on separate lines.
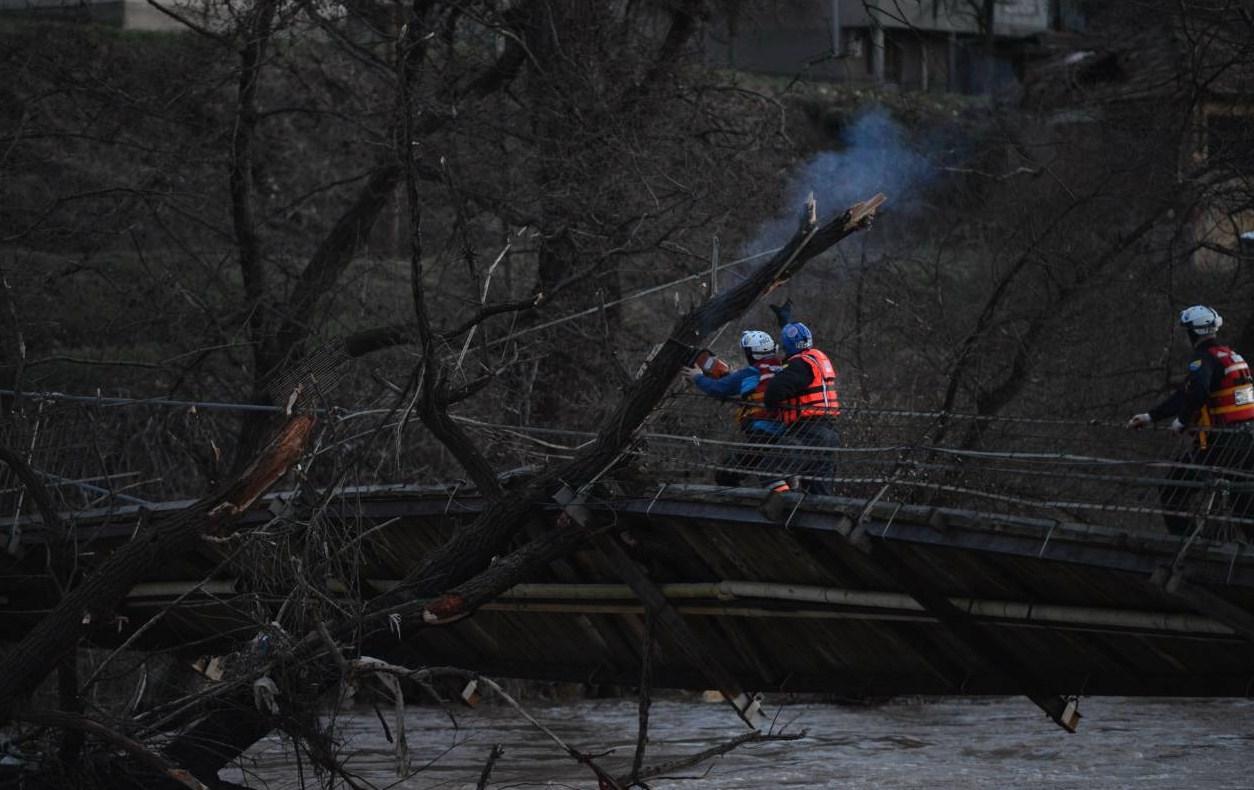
736, 359, 780, 425
1199, 344, 1254, 426
779, 348, 839, 425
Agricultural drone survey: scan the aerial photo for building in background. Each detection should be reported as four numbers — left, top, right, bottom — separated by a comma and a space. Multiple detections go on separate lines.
0, 0, 196, 30
704, 0, 1052, 92
1021, 4, 1254, 269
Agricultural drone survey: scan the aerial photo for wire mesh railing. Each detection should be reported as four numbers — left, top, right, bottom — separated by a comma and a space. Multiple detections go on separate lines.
3, 386, 1253, 545
452, 391, 1254, 541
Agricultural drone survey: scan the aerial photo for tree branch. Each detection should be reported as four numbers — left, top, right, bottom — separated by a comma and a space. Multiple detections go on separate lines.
18, 709, 209, 790
0, 414, 316, 723
623, 729, 806, 785
342, 294, 542, 358
231, 0, 280, 374
397, 6, 501, 500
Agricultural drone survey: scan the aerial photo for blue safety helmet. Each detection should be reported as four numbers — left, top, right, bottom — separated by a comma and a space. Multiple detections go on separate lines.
780, 322, 813, 356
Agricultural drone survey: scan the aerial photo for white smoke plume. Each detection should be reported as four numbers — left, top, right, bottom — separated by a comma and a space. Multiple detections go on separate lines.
746, 105, 935, 257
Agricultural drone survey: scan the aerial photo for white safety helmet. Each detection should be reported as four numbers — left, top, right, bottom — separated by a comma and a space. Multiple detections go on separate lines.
740, 330, 776, 361
1179, 305, 1222, 336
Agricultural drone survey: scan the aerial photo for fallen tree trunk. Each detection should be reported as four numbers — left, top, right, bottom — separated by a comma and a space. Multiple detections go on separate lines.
162, 195, 882, 782
0, 414, 316, 724
376, 195, 878, 610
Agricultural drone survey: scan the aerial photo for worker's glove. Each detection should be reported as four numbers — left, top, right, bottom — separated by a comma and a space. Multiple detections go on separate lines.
681, 366, 703, 382
769, 298, 794, 327
1126, 413, 1152, 430
1169, 417, 1187, 434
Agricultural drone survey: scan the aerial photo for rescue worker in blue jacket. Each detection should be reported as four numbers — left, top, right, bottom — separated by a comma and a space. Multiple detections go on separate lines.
764, 320, 841, 496
684, 330, 785, 487
1128, 305, 1254, 535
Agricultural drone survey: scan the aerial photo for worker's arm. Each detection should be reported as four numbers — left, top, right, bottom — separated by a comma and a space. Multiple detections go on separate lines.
1148, 354, 1216, 424
692, 367, 756, 399
763, 358, 810, 406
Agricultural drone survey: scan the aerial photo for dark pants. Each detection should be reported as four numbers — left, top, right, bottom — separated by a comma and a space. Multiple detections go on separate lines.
1160, 427, 1254, 536
714, 428, 781, 487
782, 418, 841, 496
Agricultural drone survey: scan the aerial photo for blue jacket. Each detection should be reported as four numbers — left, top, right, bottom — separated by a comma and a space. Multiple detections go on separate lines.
693, 366, 785, 436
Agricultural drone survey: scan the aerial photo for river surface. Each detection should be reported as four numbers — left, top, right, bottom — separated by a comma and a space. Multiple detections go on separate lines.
225, 696, 1254, 788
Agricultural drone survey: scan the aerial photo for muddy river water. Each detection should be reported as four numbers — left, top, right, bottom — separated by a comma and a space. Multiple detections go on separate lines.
225, 696, 1254, 788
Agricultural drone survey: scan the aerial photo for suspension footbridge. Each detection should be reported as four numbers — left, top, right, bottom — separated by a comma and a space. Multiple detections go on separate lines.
3, 390, 1254, 732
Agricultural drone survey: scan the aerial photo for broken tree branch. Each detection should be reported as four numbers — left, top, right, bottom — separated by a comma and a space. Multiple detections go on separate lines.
630, 612, 655, 786
0, 414, 315, 723
476, 743, 505, 790
18, 709, 209, 790
622, 729, 806, 786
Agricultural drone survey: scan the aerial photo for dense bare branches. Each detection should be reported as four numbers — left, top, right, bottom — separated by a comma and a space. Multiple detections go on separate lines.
6, 0, 1254, 786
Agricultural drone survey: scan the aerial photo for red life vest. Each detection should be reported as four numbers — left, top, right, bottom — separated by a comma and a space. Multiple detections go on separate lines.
779, 348, 839, 425
1200, 344, 1254, 426
736, 359, 780, 425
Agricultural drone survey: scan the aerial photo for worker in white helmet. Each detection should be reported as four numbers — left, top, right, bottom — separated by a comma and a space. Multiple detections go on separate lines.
683, 329, 786, 489
1127, 305, 1254, 535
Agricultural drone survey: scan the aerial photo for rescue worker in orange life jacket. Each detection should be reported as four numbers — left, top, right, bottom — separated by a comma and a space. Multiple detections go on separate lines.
1127, 305, 1254, 536
765, 320, 841, 496
684, 330, 785, 487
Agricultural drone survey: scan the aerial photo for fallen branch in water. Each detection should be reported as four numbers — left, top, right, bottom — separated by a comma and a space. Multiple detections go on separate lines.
476, 743, 505, 790
623, 728, 808, 786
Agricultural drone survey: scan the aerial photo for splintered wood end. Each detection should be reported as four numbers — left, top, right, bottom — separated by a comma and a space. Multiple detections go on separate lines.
422, 593, 468, 624
219, 414, 317, 515
802, 192, 817, 230
848, 192, 887, 227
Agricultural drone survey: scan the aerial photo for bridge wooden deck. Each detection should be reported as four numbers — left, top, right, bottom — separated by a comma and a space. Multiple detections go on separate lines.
4, 483, 1254, 713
